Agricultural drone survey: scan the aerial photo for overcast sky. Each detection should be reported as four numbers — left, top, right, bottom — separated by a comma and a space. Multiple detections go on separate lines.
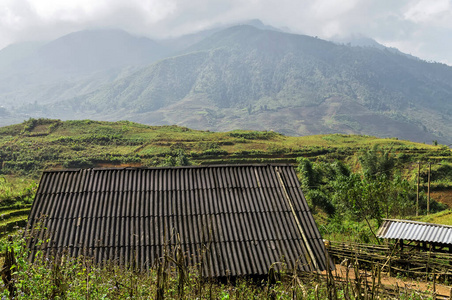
1, 0, 451, 65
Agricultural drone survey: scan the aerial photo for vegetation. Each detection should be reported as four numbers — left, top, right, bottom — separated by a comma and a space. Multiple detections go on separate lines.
1, 119, 448, 176
299, 145, 449, 243
0, 235, 443, 299
0, 119, 451, 297
0, 120, 451, 230
0, 119, 451, 233
0, 176, 35, 238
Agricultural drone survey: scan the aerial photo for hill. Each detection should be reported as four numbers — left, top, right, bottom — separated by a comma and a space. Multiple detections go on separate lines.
1, 24, 452, 143
0, 119, 449, 175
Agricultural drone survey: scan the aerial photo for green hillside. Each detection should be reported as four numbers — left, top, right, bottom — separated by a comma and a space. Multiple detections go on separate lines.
1, 118, 449, 175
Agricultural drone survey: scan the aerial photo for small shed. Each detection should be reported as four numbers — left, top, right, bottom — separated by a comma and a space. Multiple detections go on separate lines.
26, 164, 330, 276
377, 219, 452, 253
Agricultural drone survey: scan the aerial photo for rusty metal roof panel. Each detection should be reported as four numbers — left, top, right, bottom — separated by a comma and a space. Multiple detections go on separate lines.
27, 164, 330, 276
377, 219, 452, 245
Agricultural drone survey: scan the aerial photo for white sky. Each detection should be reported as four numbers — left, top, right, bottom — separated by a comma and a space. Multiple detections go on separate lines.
1, 0, 451, 65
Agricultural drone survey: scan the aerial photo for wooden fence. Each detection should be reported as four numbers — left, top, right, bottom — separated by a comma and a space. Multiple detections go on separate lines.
328, 240, 452, 281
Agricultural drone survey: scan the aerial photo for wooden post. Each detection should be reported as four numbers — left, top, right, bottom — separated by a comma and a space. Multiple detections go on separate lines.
449, 245, 452, 265
433, 272, 436, 298
427, 162, 431, 215
426, 244, 432, 282
417, 162, 420, 216
388, 257, 392, 277
377, 263, 381, 290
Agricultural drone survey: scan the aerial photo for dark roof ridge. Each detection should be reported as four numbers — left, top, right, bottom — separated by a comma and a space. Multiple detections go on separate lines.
43, 163, 294, 173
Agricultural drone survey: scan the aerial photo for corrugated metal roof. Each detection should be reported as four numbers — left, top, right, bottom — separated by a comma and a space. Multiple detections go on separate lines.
26, 164, 330, 276
377, 219, 452, 245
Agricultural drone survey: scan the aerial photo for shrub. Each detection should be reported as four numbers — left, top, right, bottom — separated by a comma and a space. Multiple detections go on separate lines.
63, 158, 94, 168
202, 149, 228, 156
228, 130, 279, 140
1, 160, 40, 172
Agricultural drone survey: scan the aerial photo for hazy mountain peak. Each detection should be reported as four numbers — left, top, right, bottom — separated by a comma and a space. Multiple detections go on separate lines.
0, 41, 46, 69
32, 28, 167, 73
331, 34, 385, 48
241, 19, 284, 32
331, 34, 423, 61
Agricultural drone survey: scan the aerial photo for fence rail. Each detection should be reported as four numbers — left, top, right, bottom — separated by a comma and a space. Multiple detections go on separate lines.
328, 240, 452, 279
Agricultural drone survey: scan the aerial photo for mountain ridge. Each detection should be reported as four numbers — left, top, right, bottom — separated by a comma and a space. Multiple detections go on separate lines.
1, 23, 451, 144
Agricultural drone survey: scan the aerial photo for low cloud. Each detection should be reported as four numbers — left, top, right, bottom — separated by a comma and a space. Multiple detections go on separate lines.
0, 0, 451, 65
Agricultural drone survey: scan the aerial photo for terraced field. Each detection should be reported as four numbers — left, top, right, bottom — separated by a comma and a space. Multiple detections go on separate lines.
0, 208, 30, 237
0, 176, 36, 238
1, 118, 450, 173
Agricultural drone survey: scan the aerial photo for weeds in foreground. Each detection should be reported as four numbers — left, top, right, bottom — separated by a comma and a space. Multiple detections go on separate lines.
0, 234, 442, 299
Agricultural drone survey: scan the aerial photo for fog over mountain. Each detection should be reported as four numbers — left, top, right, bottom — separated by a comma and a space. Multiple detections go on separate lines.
0, 22, 451, 144
2, 0, 452, 66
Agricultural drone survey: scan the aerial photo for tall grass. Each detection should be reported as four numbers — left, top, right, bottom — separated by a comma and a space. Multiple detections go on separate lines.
0, 234, 442, 299
0, 176, 36, 209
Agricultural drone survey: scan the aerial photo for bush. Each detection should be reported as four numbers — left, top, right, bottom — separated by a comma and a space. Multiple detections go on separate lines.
21, 118, 59, 133
63, 158, 94, 168
1, 160, 40, 172
267, 145, 289, 154
228, 130, 279, 140
202, 149, 228, 156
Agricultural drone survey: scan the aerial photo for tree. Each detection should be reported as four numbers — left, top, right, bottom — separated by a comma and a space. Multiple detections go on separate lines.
297, 158, 320, 191
358, 145, 394, 179
162, 150, 191, 167
297, 158, 336, 215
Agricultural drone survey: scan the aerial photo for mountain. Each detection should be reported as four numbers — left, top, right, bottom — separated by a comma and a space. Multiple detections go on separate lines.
30, 29, 167, 73
1, 23, 452, 144
331, 35, 421, 62
0, 29, 167, 75
0, 41, 46, 69
47, 25, 452, 143
158, 19, 284, 53
0, 29, 168, 120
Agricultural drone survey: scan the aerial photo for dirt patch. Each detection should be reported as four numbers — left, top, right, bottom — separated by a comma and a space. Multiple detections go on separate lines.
328, 264, 451, 298
95, 163, 144, 168
31, 124, 50, 133
46, 163, 145, 170
432, 190, 452, 208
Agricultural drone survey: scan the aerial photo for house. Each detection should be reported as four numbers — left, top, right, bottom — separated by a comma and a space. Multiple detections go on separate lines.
26, 164, 330, 276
